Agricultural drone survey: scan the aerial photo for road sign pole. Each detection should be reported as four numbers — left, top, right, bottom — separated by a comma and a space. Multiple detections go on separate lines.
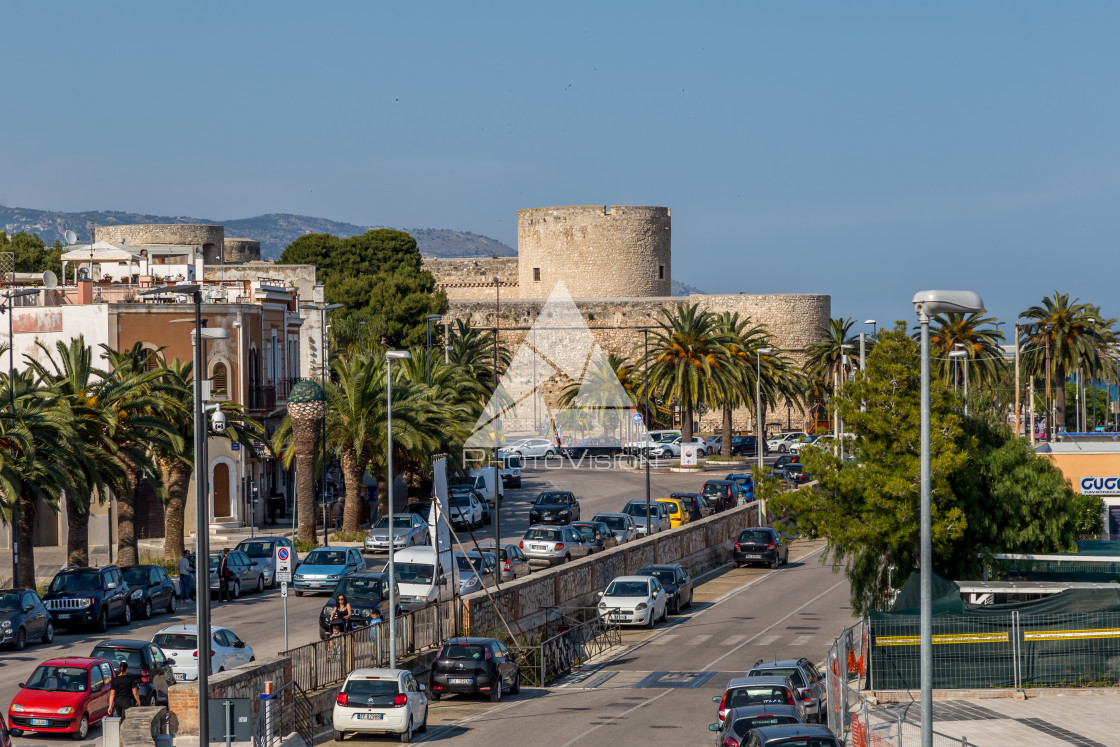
281, 583, 288, 651
275, 546, 292, 652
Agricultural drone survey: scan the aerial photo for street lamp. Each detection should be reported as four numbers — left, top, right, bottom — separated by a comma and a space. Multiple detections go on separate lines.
913, 290, 984, 747
949, 349, 967, 414
385, 349, 412, 668
1087, 318, 1098, 431
990, 321, 1005, 418
425, 314, 442, 388
643, 328, 651, 535
3, 288, 40, 584
300, 302, 344, 546
838, 344, 853, 446
864, 319, 877, 336
756, 347, 772, 523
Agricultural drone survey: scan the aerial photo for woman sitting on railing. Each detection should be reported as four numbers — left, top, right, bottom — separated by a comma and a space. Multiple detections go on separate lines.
330, 594, 354, 631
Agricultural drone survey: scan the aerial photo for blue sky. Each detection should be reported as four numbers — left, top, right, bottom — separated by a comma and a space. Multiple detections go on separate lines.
2, 2, 1118, 332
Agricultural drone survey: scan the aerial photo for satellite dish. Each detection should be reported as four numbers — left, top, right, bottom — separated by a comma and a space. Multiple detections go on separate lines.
64, 230, 78, 246
43, 271, 58, 289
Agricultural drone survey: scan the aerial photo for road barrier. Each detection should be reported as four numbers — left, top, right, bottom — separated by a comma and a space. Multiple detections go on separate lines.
509, 606, 622, 686
251, 681, 313, 747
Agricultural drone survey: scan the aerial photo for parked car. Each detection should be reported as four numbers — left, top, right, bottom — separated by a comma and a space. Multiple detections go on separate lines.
465, 469, 504, 506
429, 637, 521, 702
7, 657, 114, 740
235, 536, 297, 588
746, 658, 827, 723
121, 564, 177, 619
714, 675, 804, 723
733, 435, 765, 457
448, 490, 485, 530
152, 624, 254, 681
702, 481, 744, 512
707, 704, 804, 745
364, 513, 431, 553
405, 499, 434, 520
0, 588, 53, 650
455, 551, 499, 596
333, 667, 429, 742
620, 500, 671, 536
498, 452, 523, 488
767, 432, 809, 453
320, 572, 397, 639
293, 547, 366, 596
708, 435, 755, 457
786, 435, 818, 455
622, 429, 681, 456
672, 492, 713, 521
529, 490, 581, 525
650, 435, 708, 458
520, 525, 592, 566
42, 565, 132, 632
636, 563, 693, 613
655, 497, 691, 528
740, 724, 840, 747
733, 528, 788, 569
772, 454, 800, 473
782, 464, 813, 487
590, 512, 639, 544
89, 639, 176, 706
203, 550, 266, 598
597, 575, 668, 627
571, 521, 619, 554
477, 541, 532, 581
561, 436, 623, 459
724, 474, 756, 503
502, 437, 557, 459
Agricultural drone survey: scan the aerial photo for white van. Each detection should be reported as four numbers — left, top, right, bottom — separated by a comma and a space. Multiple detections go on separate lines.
467, 469, 505, 506
385, 546, 458, 610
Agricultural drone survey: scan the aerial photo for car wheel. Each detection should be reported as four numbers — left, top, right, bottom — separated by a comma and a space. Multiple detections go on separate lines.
72, 714, 89, 741
544, 450, 555, 458
96, 609, 109, 633
42, 620, 54, 643
510, 671, 521, 695
121, 603, 132, 625
733, 561, 742, 569
400, 718, 413, 742
771, 556, 780, 570
168, 594, 177, 613
233, 580, 241, 599
256, 575, 265, 593
418, 708, 428, 733
147, 693, 158, 706
295, 589, 303, 597
685, 591, 693, 609
564, 554, 571, 564
336, 731, 347, 741
142, 600, 153, 620
13, 626, 26, 650
429, 690, 441, 702
489, 682, 502, 702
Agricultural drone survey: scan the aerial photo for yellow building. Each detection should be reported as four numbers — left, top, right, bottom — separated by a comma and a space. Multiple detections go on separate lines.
1036, 441, 1120, 539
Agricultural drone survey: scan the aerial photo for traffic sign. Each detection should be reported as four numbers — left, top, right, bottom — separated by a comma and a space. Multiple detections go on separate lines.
280, 582, 288, 598
632, 413, 643, 424
275, 545, 292, 584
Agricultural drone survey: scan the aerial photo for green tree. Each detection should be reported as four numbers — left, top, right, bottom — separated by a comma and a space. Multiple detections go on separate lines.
278, 230, 448, 346
924, 312, 1007, 391
558, 352, 641, 438
0, 231, 64, 275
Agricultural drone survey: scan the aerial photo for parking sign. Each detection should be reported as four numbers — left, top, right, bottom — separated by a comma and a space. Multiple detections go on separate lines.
275, 546, 292, 583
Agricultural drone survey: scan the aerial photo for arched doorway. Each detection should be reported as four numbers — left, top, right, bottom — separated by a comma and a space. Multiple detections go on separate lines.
213, 462, 232, 519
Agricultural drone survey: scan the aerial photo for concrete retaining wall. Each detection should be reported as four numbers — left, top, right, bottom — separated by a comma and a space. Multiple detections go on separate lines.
168, 656, 290, 736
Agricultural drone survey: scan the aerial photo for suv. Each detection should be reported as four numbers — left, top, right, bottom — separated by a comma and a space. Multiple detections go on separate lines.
745, 658, 827, 723
42, 566, 132, 632
701, 480, 745, 512
528, 491, 581, 525
90, 639, 176, 706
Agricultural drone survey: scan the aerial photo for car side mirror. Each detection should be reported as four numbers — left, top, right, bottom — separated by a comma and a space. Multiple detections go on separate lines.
18, 683, 24, 688
235, 640, 245, 648
106, 582, 117, 590
252, 561, 260, 568
419, 683, 426, 692
708, 724, 720, 732
597, 591, 604, 598
712, 695, 720, 703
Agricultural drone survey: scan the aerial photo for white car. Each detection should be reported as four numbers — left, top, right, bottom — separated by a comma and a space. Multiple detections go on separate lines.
651, 436, 707, 458
152, 624, 254, 681
448, 491, 484, 529
767, 432, 809, 453
503, 438, 556, 459
597, 575, 668, 627
333, 667, 429, 742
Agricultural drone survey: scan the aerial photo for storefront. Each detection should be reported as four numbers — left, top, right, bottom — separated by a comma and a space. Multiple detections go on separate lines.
1036, 441, 1120, 539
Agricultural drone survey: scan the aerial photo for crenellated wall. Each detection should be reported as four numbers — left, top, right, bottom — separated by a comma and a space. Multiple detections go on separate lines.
422, 257, 518, 300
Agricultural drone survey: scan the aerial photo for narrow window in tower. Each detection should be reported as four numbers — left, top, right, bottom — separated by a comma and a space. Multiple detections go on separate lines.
533, 267, 541, 282
659, 265, 665, 280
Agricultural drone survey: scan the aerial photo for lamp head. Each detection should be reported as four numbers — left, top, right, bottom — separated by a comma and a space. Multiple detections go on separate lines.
864, 319, 876, 325
386, 350, 411, 361
949, 351, 967, 358
325, 303, 344, 311
757, 347, 773, 355
912, 290, 985, 318
425, 314, 443, 322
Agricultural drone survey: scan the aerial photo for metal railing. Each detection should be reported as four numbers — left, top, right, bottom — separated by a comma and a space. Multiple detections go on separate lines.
509, 609, 622, 687
283, 601, 456, 692
252, 681, 313, 747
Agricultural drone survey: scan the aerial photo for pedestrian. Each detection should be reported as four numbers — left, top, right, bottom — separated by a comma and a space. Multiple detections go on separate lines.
218, 548, 232, 602
332, 496, 344, 530
177, 549, 193, 603
331, 593, 353, 632
107, 662, 141, 719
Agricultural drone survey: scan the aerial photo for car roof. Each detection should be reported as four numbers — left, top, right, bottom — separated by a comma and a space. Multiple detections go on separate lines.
91, 639, 153, 649
748, 724, 836, 740
751, 659, 811, 670
725, 474, 753, 479
341, 570, 390, 579
609, 575, 653, 584
347, 668, 408, 679
726, 675, 796, 688
638, 564, 682, 572
444, 636, 500, 645
155, 624, 230, 634
591, 512, 627, 518
704, 480, 733, 486
38, 657, 107, 668
238, 535, 288, 542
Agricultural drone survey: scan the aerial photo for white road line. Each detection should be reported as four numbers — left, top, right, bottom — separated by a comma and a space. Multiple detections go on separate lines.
754, 634, 781, 646
722, 635, 746, 646
647, 634, 678, 645
791, 635, 813, 646
689, 634, 713, 646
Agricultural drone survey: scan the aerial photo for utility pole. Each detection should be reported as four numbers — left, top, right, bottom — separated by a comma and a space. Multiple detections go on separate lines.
1014, 324, 1021, 437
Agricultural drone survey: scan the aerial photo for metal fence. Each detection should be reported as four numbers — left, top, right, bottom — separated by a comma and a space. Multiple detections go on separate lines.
510, 609, 622, 686
284, 601, 457, 692
252, 681, 313, 747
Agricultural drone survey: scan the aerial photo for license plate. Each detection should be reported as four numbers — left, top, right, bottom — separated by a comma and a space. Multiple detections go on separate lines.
449, 678, 472, 685
747, 554, 762, 559
30, 719, 49, 726
531, 545, 547, 551
356, 713, 384, 720
58, 613, 71, 619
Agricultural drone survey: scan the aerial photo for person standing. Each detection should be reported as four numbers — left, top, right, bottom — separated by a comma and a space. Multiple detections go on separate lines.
218, 548, 232, 603
108, 662, 141, 718
177, 549, 193, 603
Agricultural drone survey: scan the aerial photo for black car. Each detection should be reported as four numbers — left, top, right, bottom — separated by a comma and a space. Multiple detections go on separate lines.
405, 499, 433, 519
42, 565, 132, 632
529, 491, 581, 525
319, 572, 397, 640
732, 435, 767, 457
429, 637, 520, 702
560, 436, 623, 459
636, 563, 693, 614
121, 565, 178, 620
571, 521, 619, 553
783, 464, 812, 486
773, 454, 800, 474
733, 528, 788, 569
701, 480, 740, 512
0, 589, 53, 650
742, 723, 840, 747
708, 705, 804, 746
671, 492, 712, 521
90, 639, 176, 706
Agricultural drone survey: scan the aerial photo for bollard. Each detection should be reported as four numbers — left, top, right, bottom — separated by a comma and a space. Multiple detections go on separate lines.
261, 681, 275, 743
102, 716, 122, 747
224, 699, 234, 747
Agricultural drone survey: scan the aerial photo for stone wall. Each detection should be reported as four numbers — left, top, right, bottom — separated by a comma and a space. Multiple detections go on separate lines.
95, 224, 225, 263
119, 706, 170, 747
223, 237, 262, 263
422, 257, 517, 300
462, 502, 759, 637
169, 656, 291, 736
517, 205, 672, 299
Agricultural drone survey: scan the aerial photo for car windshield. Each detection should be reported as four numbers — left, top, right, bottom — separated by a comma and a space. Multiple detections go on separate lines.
622, 504, 653, 517
534, 493, 567, 504
333, 577, 386, 601
455, 555, 484, 574
524, 528, 562, 541
605, 580, 649, 597
749, 668, 806, 687
305, 549, 348, 565
238, 541, 275, 558
0, 591, 21, 611
449, 493, 473, 506
761, 739, 836, 747
343, 678, 400, 697
702, 484, 726, 496
659, 502, 679, 515
732, 715, 800, 732
739, 530, 773, 542
595, 516, 626, 531
726, 685, 793, 708
392, 563, 435, 585
574, 525, 599, 541
375, 516, 413, 529
440, 643, 487, 660
642, 569, 677, 585
25, 665, 88, 692
153, 632, 197, 650
49, 570, 101, 592
92, 646, 145, 671
122, 567, 150, 586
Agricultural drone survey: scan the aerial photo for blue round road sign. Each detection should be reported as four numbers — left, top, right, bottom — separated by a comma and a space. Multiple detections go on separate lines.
277, 547, 290, 561
632, 413, 643, 424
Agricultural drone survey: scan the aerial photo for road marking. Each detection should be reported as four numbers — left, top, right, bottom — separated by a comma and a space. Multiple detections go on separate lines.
647, 634, 678, 645
721, 635, 745, 646
755, 634, 781, 646
790, 635, 813, 646
689, 634, 713, 646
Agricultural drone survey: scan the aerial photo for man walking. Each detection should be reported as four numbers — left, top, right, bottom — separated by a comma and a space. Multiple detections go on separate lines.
178, 549, 193, 603
218, 548, 232, 602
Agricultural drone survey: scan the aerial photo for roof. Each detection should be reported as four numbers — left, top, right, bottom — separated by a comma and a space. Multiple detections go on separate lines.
638, 563, 683, 571
60, 242, 141, 262
347, 668, 408, 679
91, 639, 152, 649
445, 636, 498, 645
725, 674, 796, 688
608, 575, 653, 583
750, 659, 810, 670
40, 657, 106, 667
155, 624, 229, 634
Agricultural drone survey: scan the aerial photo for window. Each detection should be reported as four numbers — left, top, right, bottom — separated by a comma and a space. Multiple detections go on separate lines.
212, 362, 228, 397
533, 267, 541, 282
658, 265, 665, 279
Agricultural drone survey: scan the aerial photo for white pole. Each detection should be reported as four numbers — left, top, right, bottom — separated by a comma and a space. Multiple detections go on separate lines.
387, 359, 396, 669
918, 309, 933, 747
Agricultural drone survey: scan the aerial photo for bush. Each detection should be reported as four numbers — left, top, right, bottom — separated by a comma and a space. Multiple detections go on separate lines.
330, 529, 367, 543
142, 555, 182, 577
294, 539, 322, 553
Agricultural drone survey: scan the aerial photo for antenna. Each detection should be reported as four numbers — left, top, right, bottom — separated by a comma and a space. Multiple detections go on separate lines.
64, 230, 77, 246
43, 271, 58, 289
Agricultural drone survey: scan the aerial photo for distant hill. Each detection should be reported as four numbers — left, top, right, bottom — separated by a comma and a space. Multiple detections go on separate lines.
0, 205, 515, 260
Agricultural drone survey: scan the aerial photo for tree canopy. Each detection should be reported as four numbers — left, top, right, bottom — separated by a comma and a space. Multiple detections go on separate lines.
0, 230, 64, 275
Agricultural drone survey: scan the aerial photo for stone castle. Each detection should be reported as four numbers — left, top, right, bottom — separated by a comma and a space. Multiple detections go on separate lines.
423, 205, 830, 434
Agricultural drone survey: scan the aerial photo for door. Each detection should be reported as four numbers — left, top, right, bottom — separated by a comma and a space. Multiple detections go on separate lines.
89, 664, 112, 722
149, 645, 173, 702
21, 592, 46, 638
1109, 507, 1120, 540
214, 463, 232, 518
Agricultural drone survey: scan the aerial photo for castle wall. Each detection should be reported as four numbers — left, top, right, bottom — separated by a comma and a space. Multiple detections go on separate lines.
223, 238, 261, 263
95, 223, 224, 263
422, 257, 517, 300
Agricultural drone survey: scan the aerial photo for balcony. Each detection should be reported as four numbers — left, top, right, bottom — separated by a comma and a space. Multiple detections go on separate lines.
249, 385, 276, 412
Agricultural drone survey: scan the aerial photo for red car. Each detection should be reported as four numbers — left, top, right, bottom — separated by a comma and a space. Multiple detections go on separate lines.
8, 657, 114, 740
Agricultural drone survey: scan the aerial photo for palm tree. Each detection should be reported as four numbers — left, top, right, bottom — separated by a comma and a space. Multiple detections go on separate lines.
557, 352, 641, 438
284, 380, 326, 543
1020, 293, 1118, 429
805, 318, 862, 397
922, 313, 1007, 390
641, 304, 732, 444
447, 319, 510, 393
710, 313, 772, 459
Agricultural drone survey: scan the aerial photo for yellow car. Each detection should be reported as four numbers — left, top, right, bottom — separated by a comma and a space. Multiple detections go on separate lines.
655, 497, 691, 529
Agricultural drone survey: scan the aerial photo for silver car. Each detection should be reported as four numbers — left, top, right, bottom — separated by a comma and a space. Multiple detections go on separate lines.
620, 500, 671, 536
235, 536, 298, 588
454, 551, 499, 595
590, 512, 639, 544
520, 525, 591, 566
206, 550, 267, 597
364, 513, 430, 553
503, 438, 557, 459
477, 541, 532, 581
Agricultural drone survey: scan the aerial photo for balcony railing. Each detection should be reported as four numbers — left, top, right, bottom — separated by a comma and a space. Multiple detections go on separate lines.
249, 385, 276, 412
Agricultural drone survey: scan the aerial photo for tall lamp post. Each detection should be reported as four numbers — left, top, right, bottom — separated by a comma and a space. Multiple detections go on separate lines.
1087, 318, 1098, 431
4, 288, 39, 583
643, 328, 651, 534
990, 321, 1005, 418
912, 290, 985, 747
949, 350, 967, 413
492, 278, 501, 552
864, 319, 877, 337
425, 314, 443, 388
756, 347, 772, 523
385, 349, 411, 668
300, 302, 344, 546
